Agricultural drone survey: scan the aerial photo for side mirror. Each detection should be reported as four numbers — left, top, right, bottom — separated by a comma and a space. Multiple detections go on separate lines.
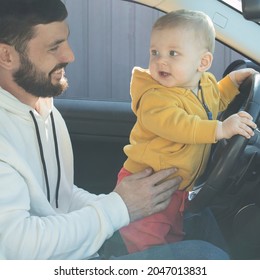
242, 0, 260, 21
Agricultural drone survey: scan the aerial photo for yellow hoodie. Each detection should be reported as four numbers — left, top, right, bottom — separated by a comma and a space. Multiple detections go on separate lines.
123, 67, 239, 191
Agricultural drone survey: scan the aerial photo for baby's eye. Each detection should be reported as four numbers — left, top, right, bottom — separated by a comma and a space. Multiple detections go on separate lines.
150, 49, 159, 56
169, 50, 177, 57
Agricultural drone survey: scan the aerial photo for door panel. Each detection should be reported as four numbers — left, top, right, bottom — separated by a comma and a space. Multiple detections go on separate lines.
54, 99, 135, 194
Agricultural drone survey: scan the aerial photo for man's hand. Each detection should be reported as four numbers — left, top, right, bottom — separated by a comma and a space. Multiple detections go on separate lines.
114, 168, 182, 222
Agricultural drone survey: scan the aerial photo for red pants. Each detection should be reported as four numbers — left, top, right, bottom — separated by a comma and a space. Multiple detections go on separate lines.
118, 167, 188, 253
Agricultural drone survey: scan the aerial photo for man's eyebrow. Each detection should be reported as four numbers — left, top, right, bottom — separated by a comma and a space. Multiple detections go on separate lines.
47, 28, 70, 48
48, 39, 66, 48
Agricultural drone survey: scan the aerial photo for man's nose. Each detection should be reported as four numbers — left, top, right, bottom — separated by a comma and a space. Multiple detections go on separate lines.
60, 43, 75, 63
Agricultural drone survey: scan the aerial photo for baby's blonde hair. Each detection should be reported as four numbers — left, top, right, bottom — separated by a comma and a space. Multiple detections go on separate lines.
152, 9, 216, 53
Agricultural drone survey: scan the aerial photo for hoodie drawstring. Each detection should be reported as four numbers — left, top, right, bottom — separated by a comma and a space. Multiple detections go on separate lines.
50, 112, 61, 208
29, 111, 61, 208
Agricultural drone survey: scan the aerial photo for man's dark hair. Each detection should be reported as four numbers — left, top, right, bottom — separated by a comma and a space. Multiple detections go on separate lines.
0, 0, 68, 53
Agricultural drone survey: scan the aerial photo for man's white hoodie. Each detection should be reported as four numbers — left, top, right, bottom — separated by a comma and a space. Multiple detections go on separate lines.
0, 87, 129, 259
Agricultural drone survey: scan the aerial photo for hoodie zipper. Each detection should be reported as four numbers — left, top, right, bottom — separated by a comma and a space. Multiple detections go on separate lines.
194, 81, 213, 120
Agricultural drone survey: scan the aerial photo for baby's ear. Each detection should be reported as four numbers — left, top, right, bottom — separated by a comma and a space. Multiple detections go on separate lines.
198, 51, 213, 72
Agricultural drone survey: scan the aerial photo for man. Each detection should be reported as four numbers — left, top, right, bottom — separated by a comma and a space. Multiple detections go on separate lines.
0, 0, 228, 259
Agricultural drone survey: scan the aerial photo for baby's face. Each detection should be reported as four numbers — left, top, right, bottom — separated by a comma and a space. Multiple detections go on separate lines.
149, 27, 205, 89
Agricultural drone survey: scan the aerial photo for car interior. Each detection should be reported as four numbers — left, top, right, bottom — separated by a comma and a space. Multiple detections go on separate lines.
55, 0, 260, 259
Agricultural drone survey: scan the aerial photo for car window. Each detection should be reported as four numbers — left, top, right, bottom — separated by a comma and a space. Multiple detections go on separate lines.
61, 0, 245, 102
221, 0, 242, 11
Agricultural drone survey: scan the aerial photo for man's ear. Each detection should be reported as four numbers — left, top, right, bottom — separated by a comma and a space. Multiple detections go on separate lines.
198, 51, 213, 72
0, 44, 15, 70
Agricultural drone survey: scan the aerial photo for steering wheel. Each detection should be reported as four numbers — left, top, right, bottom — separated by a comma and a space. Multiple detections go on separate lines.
189, 73, 260, 213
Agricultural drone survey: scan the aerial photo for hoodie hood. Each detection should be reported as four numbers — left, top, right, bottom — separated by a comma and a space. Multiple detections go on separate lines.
130, 67, 225, 116
0, 87, 53, 121
130, 67, 160, 115
130, 67, 191, 115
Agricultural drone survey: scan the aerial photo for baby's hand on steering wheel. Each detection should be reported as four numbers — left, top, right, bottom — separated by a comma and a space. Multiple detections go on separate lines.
216, 111, 257, 140
229, 68, 259, 87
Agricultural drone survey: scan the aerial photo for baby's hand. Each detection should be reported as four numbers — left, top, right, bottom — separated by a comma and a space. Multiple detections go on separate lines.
229, 68, 258, 87
216, 111, 257, 141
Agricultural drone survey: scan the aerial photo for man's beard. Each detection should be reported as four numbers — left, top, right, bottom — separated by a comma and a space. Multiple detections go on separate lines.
13, 53, 69, 98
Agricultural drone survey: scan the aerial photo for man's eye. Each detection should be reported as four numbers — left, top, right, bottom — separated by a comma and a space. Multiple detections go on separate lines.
151, 50, 159, 56
49, 46, 59, 52
169, 50, 177, 56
